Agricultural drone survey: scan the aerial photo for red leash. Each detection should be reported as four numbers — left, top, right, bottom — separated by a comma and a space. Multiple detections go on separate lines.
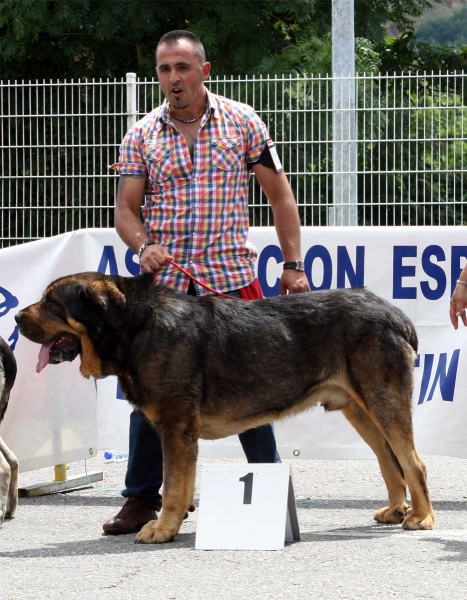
164, 257, 248, 300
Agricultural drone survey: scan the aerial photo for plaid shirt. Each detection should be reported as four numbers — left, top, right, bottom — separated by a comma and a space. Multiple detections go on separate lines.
110, 90, 270, 295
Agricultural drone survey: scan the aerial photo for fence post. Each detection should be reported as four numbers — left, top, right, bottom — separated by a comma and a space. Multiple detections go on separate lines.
330, 0, 358, 226
126, 72, 138, 131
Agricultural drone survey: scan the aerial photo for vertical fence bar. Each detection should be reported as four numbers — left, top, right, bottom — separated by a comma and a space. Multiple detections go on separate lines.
126, 72, 138, 132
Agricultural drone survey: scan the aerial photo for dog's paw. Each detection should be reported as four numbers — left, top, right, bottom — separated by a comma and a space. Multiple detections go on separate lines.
374, 504, 409, 524
402, 513, 435, 530
135, 520, 176, 544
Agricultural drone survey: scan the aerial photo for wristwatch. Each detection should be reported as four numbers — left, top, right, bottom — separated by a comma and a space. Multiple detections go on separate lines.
137, 240, 156, 258
283, 260, 304, 272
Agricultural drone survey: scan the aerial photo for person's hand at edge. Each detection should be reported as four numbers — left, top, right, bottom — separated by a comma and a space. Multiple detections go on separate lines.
280, 270, 310, 295
450, 280, 467, 329
139, 244, 173, 274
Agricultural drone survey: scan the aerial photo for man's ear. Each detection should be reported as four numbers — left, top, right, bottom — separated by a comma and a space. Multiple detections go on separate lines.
202, 61, 211, 81
84, 280, 126, 327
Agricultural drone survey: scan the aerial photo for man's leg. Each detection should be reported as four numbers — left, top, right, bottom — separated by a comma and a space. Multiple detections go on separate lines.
238, 424, 281, 463
122, 410, 163, 508
103, 410, 163, 534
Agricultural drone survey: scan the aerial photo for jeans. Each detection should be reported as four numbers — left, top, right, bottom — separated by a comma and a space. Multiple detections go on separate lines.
121, 281, 281, 510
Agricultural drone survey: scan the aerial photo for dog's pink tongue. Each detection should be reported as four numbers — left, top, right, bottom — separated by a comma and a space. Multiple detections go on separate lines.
36, 342, 54, 374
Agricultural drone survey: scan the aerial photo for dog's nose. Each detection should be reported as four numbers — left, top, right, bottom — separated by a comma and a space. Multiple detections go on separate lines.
14, 311, 23, 324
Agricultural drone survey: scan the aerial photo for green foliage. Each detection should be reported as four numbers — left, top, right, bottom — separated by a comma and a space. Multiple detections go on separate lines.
380, 31, 467, 74
417, 3, 467, 47
259, 35, 382, 76
0, 0, 445, 79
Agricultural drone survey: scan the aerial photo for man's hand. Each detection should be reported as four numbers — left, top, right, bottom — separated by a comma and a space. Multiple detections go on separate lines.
280, 270, 310, 295
139, 244, 173, 274
450, 282, 467, 329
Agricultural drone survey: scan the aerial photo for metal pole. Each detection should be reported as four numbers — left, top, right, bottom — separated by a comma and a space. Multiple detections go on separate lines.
330, 0, 358, 226
126, 72, 138, 132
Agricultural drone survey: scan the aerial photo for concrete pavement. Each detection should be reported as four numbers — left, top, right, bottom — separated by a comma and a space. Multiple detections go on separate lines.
1, 452, 466, 600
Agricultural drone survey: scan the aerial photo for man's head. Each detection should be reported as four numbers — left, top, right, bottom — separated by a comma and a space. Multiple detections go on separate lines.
156, 30, 211, 113
156, 30, 206, 64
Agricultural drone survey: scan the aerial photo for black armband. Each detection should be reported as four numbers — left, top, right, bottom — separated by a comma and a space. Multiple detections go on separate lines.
248, 140, 283, 172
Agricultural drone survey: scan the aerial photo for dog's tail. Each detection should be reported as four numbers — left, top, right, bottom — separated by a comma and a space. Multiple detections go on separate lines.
405, 321, 418, 355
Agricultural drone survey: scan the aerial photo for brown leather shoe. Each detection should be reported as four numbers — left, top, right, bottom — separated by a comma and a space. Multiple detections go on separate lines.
103, 497, 158, 535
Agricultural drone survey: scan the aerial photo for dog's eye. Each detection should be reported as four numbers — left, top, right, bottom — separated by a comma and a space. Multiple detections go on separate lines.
45, 299, 62, 313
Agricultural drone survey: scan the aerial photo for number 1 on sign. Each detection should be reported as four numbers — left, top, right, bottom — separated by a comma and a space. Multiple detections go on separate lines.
239, 472, 253, 504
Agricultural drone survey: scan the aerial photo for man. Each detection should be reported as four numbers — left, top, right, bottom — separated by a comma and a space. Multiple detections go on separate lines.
104, 30, 310, 535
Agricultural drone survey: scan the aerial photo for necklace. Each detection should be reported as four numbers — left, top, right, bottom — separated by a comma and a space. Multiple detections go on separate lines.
170, 110, 204, 124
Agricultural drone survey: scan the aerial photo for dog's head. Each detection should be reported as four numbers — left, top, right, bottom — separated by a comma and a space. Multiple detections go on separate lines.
15, 272, 126, 378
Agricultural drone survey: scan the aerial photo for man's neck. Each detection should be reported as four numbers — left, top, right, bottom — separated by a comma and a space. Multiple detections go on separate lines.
169, 87, 208, 122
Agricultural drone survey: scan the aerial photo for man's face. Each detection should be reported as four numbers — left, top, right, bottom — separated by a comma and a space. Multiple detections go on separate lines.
156, 40, 211, 110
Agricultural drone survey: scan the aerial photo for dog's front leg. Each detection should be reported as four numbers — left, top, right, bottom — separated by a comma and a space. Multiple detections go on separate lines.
135, 418, 199, 544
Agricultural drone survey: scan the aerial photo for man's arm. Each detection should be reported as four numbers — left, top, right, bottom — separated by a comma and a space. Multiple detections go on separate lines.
252, 163, 310, 295
114, 174, 171, 273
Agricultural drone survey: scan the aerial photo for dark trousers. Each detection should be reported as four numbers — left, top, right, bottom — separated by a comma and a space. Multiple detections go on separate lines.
122, 281, 281, 510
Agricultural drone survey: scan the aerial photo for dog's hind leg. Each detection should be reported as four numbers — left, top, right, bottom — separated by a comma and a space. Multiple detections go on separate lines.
353, 395, 434, 530
375, 426, 434, 530
136, 416, 200, 544
342, 403, 409, 524
0, 458, 9, 525
0, 438, 18, 519
0, 438, 18, 524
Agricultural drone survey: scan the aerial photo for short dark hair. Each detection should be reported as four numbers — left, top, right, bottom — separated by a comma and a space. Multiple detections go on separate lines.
156, 30, 206, 64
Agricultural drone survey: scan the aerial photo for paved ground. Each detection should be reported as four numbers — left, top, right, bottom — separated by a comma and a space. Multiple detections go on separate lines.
1, 452, 466, 600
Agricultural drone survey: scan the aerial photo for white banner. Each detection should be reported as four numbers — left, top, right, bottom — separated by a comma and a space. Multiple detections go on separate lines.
0, 227, 466, 471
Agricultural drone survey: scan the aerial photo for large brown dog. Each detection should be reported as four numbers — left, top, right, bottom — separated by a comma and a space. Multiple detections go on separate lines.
14, 272, 435, 543
0, 335, 18, 526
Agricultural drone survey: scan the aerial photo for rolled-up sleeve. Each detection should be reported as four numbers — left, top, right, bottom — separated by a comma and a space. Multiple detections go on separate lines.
109, 129, 147, 175
245, 112, 270, 164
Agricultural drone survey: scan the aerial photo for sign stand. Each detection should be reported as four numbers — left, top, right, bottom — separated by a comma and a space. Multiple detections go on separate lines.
18, 463, 103, 497
195, 464, 300, 550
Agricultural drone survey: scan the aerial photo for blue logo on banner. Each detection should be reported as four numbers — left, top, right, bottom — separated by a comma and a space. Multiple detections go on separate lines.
0, 286, 20, 351
0, 286, 19, 317
8, 326, 19, 351
393, 245, 467, 300
416, 350, 461, 404
97, 246, 139, 276
258, 244, 365, 296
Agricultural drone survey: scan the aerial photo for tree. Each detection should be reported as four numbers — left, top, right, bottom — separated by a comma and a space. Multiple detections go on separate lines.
417, 3, 467, 47
1, 0, 440, 79
379, 31, 467, 75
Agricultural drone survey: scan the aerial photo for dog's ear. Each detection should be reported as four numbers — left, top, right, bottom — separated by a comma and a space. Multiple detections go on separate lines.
83, 280, 126, 327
